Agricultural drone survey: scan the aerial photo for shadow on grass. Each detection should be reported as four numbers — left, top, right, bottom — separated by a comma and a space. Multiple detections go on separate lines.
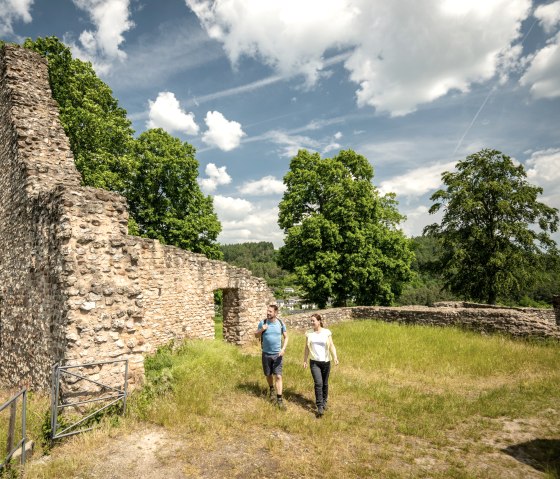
236, 382, 315, 411
503, 439, 560, 477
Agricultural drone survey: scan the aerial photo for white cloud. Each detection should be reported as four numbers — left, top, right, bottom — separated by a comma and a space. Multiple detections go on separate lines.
239, 176, 285, 196
199, 163, 231, 193
379, 161, 456, 198
147, 91, 199, 135
0, 0, 33, 38
525, 148, 560, 211
185, 0, 357, 86
186, 0, 531, 116
212, 196, 284, 246
213, 195, 253, 219
519, 31, 560, 99
266, 131, 320, 158
68, 0, 134, 74
202, 111, 245, 151
535, 1, 560, 34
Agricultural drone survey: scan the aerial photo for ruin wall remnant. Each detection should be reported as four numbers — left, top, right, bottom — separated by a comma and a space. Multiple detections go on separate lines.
0, 45, 273, 391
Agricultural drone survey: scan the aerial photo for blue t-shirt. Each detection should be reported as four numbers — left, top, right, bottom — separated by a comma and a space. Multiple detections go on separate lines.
258, 318, 286, 355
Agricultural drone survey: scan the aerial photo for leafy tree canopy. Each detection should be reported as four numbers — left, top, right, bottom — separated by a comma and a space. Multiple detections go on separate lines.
21, 37, 222, 258
278, 149, 413, 308
23, 36, 134, 191
424, 148, 559, 304
126, 129, 222, 258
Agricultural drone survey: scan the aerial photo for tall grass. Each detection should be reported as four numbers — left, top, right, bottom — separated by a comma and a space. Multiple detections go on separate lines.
11, 320, 560, 478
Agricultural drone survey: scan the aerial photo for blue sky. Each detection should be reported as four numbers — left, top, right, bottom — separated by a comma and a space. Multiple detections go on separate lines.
2, 0, 560, 246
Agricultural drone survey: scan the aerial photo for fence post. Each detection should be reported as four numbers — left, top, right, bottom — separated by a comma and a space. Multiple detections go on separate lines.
6, 401, 16, 457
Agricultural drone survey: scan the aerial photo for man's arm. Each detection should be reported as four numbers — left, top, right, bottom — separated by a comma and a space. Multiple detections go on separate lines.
279, 330, 288, 356
254, 322, 267, 338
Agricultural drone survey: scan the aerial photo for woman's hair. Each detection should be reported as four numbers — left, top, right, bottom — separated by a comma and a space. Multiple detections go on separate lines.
311, 313, 324, 327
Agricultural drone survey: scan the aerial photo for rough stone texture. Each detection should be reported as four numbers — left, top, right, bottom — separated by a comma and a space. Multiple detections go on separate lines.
0, 45, 273, 391
552, 296, 560, 326
284, 304, 560, 339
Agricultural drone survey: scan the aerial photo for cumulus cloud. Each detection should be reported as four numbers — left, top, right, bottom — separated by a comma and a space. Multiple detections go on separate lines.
0, 0, 33, 38
525, 148, 560, 210
186, 0, 531, 116
212, 196, 283, 246
147, 91, 199, 135
67, 0, 134, 74
520, 31, 560, 99
199, 163, 231, 193
238, 176, 285, 196
202, 111, 245, 151
378, 161, 456, 198
534, 1, 560, 34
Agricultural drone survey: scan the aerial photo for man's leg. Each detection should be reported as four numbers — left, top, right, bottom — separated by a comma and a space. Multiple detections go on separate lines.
274, 374, 283, 395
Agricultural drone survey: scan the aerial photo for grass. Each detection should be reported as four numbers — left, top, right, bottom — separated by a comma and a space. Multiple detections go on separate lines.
3, 319, 560, 478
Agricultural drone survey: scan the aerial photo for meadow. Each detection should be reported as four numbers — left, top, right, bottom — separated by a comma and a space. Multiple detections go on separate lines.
2, 319, 559, 478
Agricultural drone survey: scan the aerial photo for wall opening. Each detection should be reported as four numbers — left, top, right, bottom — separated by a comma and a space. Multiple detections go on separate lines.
213, 290, 223, 340
222, 288, 240, 343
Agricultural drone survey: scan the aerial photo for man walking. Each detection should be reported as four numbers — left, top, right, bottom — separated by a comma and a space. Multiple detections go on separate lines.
255, 304, 289, 409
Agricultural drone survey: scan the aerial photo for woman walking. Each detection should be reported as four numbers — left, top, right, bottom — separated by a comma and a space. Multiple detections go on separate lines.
303, 313, 339, 417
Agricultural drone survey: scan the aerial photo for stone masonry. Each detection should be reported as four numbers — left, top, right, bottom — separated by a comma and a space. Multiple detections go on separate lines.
0, 45, 273, 391
284, 303, 560, 339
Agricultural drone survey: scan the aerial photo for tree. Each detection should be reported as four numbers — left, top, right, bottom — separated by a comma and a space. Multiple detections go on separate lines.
23, 37, 134, 192
424, 148, 559, 304
22, 37, 222, 259
126, 129, 222, 259
278, 149, 413, 308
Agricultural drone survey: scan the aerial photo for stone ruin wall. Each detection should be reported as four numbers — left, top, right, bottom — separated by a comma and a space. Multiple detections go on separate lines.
0, 45, 273, 391
284, 303, 560, 340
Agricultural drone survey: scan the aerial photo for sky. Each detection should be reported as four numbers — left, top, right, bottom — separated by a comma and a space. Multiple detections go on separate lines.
2, 0, 560, 247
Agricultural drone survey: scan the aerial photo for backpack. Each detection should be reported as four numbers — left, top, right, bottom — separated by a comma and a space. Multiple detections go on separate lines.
260, 318, 285, 348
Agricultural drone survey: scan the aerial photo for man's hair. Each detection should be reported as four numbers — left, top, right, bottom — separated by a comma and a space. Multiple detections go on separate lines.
268, 304, 279, 312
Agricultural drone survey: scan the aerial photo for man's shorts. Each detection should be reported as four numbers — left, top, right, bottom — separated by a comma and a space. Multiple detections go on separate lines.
262, 352, 283, 376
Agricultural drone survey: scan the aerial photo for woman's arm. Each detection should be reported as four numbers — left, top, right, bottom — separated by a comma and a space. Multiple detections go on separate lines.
303, 341, 309, 368
329, 336, 339, 365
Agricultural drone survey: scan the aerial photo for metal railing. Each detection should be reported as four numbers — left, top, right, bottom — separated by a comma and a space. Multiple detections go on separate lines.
50, 359, 128, 442
0, 389, 27, 472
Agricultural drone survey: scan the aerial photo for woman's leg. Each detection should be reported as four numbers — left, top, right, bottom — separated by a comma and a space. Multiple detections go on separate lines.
309, 360, 323, 408
321, 361, 331, 408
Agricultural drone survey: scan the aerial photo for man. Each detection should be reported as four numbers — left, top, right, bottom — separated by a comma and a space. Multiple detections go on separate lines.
255, 304, 288, 409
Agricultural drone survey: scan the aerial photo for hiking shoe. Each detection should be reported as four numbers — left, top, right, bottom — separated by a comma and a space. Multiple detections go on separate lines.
317, 405, 324, 417
277, 397, 286, 410
323, 401, 328, 411
269, 388, 276, 402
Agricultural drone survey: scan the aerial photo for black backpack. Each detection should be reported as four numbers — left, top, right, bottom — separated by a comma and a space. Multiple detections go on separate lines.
260, 318, 285, 347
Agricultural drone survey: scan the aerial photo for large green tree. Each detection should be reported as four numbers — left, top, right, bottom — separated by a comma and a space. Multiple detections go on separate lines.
23, 36, 134, 191
278, 149, 413, 308
126, 129, 222, 259
424, 148, 559, 304
22, 37, 222, 258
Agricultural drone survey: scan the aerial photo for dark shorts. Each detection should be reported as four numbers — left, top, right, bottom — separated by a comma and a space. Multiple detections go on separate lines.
262, 352, 283, 376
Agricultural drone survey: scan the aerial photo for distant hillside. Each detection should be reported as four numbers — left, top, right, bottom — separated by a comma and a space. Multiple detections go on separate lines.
220, 242, 297, 297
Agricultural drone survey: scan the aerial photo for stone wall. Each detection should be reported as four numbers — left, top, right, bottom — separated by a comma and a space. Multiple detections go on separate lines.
284, 304, 560, 340
0, 45, 273, 391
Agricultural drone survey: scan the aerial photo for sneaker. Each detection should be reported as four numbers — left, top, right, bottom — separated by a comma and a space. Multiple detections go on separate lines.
269, 388, 276, 402
323, 401, 328, 411
317, 405, 324, 417
277, 397, 286, 410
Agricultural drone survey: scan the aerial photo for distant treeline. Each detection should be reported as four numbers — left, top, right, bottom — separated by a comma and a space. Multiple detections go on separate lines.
221, 238, 559, 308
220, 242, 297, 298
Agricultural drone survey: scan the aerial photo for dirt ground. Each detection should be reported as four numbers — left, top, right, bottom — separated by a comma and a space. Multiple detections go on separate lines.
30, 412, 559, 479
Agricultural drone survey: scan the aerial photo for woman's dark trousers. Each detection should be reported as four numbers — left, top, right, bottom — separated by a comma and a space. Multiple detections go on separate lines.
310, 360, 331, 408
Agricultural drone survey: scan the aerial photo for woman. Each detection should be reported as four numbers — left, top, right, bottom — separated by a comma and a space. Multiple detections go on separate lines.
303, 313, 339, 417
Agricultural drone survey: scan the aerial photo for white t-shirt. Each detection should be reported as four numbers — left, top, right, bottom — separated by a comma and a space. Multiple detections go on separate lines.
306, 328, 332, 362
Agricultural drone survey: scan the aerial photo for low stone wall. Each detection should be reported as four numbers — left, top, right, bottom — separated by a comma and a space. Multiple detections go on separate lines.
284, 304, 560, 340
